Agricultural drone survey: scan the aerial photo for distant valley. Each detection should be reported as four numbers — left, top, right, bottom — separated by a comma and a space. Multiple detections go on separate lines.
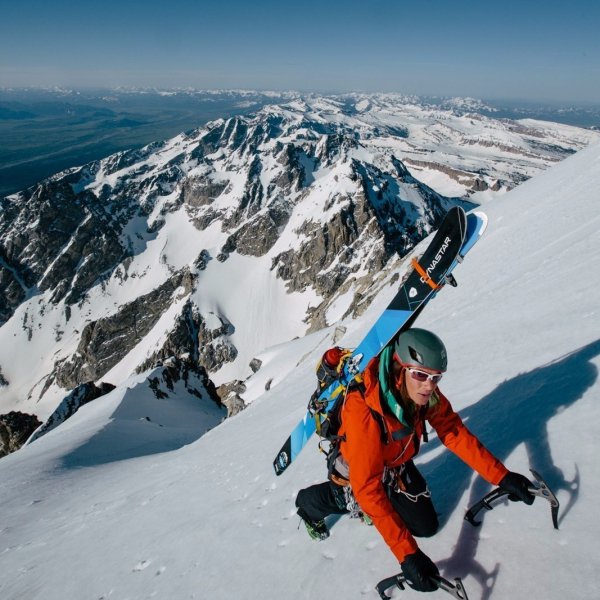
0, 89, 290, 197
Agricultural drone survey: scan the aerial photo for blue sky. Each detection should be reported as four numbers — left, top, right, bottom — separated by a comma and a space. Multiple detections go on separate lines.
1, 0, 599, 102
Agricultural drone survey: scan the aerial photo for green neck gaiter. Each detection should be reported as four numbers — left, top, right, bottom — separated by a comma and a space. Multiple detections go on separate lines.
378, 345, 409, 427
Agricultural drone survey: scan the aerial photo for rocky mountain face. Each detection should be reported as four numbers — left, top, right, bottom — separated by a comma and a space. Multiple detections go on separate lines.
0, 411, 42, 457
0, 94, 597, 441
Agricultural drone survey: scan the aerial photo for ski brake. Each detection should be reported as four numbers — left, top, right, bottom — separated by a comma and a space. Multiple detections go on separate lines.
376, 574, 469, 600
464, 468, 559, 529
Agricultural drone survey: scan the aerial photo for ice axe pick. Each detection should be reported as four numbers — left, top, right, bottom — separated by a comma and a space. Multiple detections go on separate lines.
464, 468, 559, 529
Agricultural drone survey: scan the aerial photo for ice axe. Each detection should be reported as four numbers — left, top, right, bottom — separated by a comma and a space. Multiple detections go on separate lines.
464, 469, 559, 529
376, 574, 469, 600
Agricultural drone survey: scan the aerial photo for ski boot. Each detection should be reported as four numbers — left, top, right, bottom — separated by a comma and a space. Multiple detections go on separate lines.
302, 517, 330, 541
360, 512, 373, 526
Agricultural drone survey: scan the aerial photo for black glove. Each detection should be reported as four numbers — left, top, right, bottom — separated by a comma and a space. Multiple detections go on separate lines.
499, 471, 535, 505
401, 549, 440, 592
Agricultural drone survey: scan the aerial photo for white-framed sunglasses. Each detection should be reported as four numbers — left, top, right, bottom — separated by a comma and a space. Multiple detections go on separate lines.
404, 367, 443, 384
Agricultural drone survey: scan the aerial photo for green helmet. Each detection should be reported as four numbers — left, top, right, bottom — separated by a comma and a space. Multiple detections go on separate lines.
394, 328, 448, 372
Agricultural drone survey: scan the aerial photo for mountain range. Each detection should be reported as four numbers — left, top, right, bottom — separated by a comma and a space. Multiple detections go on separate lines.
0, 94, 598, 442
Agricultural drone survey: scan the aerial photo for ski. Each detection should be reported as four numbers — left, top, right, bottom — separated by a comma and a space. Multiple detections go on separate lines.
273, 206, 488, 476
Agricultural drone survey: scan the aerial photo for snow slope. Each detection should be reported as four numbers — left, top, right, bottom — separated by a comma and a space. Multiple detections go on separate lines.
1, 143, 600, 600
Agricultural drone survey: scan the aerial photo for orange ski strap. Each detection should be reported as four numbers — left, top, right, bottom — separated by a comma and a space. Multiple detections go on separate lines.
411, 257, 441, 291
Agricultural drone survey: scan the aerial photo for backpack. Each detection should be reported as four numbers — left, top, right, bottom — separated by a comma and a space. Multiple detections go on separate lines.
309, 348, 388, 486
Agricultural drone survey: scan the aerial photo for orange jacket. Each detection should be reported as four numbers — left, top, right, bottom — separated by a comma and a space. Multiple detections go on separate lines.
339, 356, 508, 562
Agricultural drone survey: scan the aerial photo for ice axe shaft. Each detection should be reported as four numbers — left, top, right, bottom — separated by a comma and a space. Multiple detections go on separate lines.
376, 574, 469, 599
464, 468, 559, 529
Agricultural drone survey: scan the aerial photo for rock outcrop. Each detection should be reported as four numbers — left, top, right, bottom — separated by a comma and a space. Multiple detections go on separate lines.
0, 411, 43, 457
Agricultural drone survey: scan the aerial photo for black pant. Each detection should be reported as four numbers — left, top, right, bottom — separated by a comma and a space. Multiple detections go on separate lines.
295, 460, 438, 538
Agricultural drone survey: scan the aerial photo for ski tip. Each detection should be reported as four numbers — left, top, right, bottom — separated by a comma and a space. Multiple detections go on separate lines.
471, 211, 489, 236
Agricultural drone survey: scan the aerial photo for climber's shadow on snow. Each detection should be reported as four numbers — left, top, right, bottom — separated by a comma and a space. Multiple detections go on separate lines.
419, 339, 598, 600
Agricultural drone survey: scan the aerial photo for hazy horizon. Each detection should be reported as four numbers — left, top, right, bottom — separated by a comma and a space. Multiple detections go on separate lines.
2, 86, 600, 110
1, 0, 599, 103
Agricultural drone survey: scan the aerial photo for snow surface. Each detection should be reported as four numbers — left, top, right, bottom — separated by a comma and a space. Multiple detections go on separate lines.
1, 143, 600, 599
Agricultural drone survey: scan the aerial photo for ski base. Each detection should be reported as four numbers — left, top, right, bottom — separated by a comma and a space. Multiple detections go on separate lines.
273, 208, 487, 476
